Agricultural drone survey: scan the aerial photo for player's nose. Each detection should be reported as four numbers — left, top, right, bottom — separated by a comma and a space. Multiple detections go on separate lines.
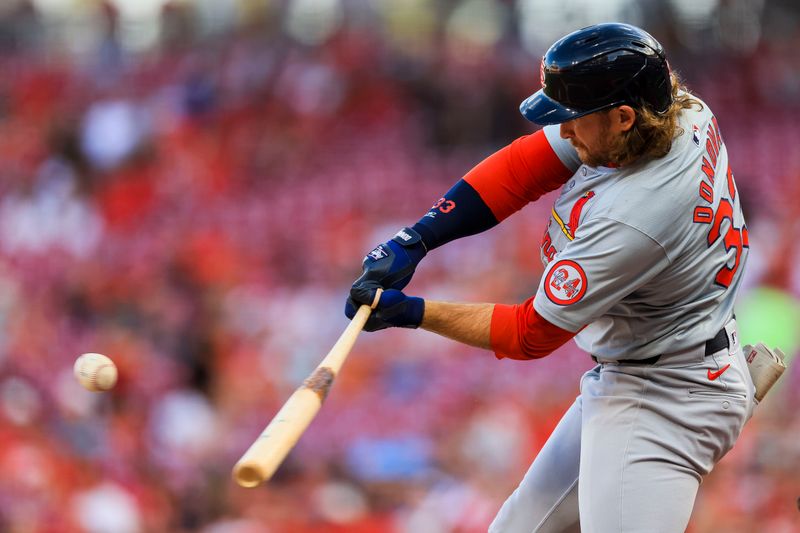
560, 121, 574, 139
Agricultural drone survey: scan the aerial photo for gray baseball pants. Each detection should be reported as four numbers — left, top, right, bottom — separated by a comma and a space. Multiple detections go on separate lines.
489, 320, 755, 533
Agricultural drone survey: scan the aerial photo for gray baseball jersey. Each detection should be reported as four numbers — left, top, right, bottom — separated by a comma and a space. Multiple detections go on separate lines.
534, 97, 748, 361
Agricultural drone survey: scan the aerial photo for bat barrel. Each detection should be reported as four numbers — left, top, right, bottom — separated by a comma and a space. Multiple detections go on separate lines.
231, 296, 379, 488
232, 386, 324, 486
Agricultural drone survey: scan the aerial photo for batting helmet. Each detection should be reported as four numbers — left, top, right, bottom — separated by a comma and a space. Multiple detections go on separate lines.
520, 23, 672, 125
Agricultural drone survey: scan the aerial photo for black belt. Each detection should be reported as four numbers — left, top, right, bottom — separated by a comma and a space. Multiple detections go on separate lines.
592, 326, 730, 365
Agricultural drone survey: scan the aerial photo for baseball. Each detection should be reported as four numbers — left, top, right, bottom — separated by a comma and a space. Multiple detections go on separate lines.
73, 353, 118, 392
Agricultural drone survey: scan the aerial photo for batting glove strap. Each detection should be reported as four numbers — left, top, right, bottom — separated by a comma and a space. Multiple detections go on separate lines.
391, 227, 428, 252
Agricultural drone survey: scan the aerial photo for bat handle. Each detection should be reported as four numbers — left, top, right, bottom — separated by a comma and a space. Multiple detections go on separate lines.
370, 288, 383, 309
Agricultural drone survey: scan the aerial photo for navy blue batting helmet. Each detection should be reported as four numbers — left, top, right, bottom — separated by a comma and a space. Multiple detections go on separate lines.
520, 23, 673, 125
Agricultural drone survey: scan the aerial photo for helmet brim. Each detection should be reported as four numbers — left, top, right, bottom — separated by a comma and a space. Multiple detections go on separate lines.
519, 90, 593, 125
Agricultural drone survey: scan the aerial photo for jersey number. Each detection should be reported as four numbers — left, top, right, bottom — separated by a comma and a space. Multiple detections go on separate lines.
432, 197, 456, 213
551, 268, 581, 298
704, 167, 749, 288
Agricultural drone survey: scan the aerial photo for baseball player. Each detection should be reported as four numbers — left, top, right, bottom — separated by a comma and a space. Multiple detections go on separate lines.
346, 23, 757, 532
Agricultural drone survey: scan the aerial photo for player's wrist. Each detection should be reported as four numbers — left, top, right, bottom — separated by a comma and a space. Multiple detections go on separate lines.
401, 296, 425, 328
389, 227, 427, 263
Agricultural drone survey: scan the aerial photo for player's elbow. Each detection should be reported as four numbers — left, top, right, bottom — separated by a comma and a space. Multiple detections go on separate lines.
494, 341, 555, 361
518, 339, 558, 359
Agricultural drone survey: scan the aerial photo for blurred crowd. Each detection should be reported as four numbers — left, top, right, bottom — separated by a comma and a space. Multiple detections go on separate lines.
0, 1, 799, 532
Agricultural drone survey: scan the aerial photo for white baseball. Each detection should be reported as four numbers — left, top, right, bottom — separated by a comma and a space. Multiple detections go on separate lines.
73, 353, 118, 392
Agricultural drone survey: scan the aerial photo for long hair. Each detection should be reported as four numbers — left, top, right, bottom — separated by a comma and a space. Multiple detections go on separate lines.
607, 73, 703, 166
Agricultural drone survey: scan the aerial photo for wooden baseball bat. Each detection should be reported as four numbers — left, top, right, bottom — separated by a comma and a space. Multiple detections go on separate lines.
232, 290, 381, 488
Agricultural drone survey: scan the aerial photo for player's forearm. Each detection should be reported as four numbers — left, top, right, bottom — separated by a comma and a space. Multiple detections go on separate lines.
412, 180, 499, 251
420, 300, 494, 350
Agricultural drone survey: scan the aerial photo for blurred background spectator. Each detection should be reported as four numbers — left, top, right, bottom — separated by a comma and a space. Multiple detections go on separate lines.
0, 0, 798, 531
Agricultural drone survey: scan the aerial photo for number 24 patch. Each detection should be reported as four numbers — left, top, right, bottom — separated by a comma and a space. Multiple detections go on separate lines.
544, 260, 587, 305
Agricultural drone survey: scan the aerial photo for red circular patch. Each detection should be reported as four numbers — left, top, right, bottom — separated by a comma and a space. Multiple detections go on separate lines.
544, 260, 587, 305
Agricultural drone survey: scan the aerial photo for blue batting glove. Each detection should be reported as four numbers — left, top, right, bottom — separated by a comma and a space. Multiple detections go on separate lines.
346, 227, 427, 318
345, 288, 425, 332
357, 227, 427, 289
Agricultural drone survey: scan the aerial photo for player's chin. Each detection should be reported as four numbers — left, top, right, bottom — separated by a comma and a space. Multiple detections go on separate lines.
574, 149, 594, 166
578, 149, 610, 168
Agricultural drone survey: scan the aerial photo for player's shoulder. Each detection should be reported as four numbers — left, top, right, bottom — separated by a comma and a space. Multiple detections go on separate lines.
583, 179, 685, 263
588, 166, 685, 229
590, 163, 702, 248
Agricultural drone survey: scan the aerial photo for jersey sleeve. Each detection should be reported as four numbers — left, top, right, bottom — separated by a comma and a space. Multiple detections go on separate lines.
533, 217, 671, 332
462, 127, 578, 222
490, 298, 578, 360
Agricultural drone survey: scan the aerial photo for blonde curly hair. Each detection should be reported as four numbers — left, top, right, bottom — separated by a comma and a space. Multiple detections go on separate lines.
607, 73, 703, 166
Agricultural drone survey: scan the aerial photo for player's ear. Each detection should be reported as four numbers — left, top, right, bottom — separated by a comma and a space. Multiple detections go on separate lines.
611, 105, 636, 133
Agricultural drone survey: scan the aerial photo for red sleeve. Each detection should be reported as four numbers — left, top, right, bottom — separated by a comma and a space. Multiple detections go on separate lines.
463, 130, 574, 222
490, 297, 579, 360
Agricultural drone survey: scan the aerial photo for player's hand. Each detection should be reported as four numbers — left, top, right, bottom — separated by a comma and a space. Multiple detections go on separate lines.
349, 227, 427, 302
345, 288, 424, 331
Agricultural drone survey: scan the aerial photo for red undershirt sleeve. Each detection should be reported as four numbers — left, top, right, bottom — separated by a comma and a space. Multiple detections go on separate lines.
463, 129, 575, 222
490, 296, 579, 360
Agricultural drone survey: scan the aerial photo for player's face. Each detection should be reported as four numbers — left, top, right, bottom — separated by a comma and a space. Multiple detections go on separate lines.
560, 106, 635, 167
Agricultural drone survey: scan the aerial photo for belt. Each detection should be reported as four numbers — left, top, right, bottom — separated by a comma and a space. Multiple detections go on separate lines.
592, 326, 730, 366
